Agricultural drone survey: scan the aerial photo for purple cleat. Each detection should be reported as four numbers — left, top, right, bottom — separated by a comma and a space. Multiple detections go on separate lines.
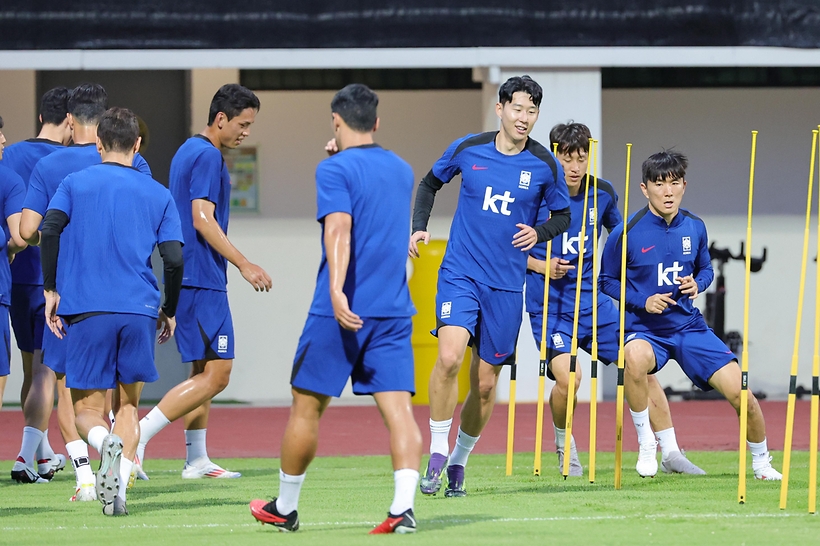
419, 453, 448, 495
444, 464, 466, 497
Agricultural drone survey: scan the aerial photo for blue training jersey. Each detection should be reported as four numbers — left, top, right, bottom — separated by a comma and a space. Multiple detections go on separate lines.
433, 132, 570, 292
169, 135, 230, 292
308, 144, 416, 318
526, 176, 621, 316
0, 166, 26, 305
47, 163, 183, 317
0, 138, 63, 286
599, 206, 713, 334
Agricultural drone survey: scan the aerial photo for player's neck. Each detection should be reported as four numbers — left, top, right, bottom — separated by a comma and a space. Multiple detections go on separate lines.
648, 204, 679, 225
101, 151, 135, 166
495, 131, 527, 156
337, 130, 374, 151
200, 125, 223, 151
36, 125, 66, 144
72, 124, 97, 145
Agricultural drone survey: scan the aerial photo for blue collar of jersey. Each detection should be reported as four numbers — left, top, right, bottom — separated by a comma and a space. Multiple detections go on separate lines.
644, 206, 685, 228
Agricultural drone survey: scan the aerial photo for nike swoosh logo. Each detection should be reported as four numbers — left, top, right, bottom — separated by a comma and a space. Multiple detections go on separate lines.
641, 246, 655, 253
495, 352, 509, 358
472, 164, 488, 170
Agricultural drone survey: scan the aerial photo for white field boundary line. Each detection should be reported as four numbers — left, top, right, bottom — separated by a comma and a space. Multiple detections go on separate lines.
1, 511, 815, 532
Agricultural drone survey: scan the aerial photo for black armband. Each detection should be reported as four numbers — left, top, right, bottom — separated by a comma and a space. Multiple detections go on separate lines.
411, 170, 445, 233
158, 241, 184, 318
533, 207, 571, 243
41, 209, 69, 291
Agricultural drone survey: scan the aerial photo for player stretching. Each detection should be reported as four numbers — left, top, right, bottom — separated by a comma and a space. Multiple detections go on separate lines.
2, 87, 71, 484
136, 84, 270, 480
41, 107, 183, 515
18, 84, 152, 499
526, 123, 704, 476
413, 76, 571, 497
250, 83, 422, 534
599, 150, 781, 479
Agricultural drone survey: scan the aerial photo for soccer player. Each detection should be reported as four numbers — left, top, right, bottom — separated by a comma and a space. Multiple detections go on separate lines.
41, 106, 183, 516
1, 87, 72, 483
526, 123, 704, 476
249, 83, 421, 534
17, 83, 151, 498
599, 150, 781, 479
136, 84, 270, 480
0, 116, 30, 411
412, 76, 571, 497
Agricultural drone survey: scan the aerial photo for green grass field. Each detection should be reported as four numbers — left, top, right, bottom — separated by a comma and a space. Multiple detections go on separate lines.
1, 452, 817, 545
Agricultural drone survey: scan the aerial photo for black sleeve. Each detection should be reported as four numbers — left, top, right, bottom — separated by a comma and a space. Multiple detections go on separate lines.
533, 207, 571, 244
41, 210, 69, 291
411, 170, 445, 233
158, 241, 184, 318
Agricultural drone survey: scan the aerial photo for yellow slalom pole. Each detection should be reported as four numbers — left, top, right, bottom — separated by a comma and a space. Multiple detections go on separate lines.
506, 350, 518, 476
615, 143, 632, 490
738, 131, 759, 505
589, 139, 600, 484
562, 138, 593, 479
810, 126, 820, 514
778, 130, 816, 508
534, 144, 559, 476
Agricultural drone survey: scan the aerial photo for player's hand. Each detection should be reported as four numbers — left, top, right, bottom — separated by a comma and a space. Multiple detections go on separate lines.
645, 293, 677, 314
239, 262, 272, 292
7, 244, 14, 265
44, 290, 66, 339
330, 289, 363, 331
409, 231, 430, 258
325, 138, 339, 156
675, 275, 699, 300
513, 224, 537, 251
156, 310, 176, 344
550, 258, 575, 280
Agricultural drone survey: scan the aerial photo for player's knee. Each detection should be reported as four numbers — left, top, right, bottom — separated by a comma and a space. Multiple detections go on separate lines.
475, 377, 496, 402
624, 344, 652, 375
435, 350, 464, 376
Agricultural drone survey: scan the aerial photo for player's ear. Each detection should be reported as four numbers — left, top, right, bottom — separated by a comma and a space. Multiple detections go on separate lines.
372, 117, 380, 133
134, 136, 142, 154
495, 102, 503, 119
95, 136, 104, 156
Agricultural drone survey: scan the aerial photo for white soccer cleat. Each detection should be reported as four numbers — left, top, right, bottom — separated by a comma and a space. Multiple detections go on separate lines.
128, 455, 149, 490
753, 456, 783, 481
11, 460, 50, 484
661, 451, 706, 475
70, 483, 97, 502
38, 454, 67, 480
636, 441, 658, 478
181, 457, 241, 479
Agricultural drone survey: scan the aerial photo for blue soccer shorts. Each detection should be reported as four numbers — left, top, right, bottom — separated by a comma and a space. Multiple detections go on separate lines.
10, 284, 45, 353
433, 269, 522, 366
175, 287, 234, 363
291, 314, 415, 397
42, 321, 68, 375
0, 304, 10, 376
624, 317, 736, 391
65, 313, 159, 390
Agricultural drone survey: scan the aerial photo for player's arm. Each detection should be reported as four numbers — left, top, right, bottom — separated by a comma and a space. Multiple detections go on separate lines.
6, 212, 26, 255
156, 240, 183, 343
191, 198, 271, 292
598, 226, 661, 312
323, 211, 362, 331
19, 209, 43, 246
40, 209, 69, 338
514, 207, 571, 252
526, 255, 574, 280
409, 170, 445, 258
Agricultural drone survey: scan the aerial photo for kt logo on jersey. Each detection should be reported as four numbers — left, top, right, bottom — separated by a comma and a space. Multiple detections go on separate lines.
483, 186, 515, 216
657, 261, 684, 286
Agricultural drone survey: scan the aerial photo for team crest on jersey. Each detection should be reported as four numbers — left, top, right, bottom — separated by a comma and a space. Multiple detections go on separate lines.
519, 171, 531, 189
682, 236, 692, 255
441, 301, 452, 319
551, 333, 565, 348
588, 207, 596, 225
218, 335, 229, 353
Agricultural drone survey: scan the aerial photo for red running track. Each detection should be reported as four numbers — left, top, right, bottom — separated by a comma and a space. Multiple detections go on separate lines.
0, 401, 813, 460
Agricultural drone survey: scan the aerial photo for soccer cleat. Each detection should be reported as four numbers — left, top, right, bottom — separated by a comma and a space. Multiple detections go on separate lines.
636, 441, 658, 478
369, 508, 417, 534
70, 484, 97, 502
249, 498, 299, 532
103, 496, 128, 516
753, 456, 783, 481
133, 454, 149, 481
419, 453, 448, 495
444, 464, 466, 497
182, 457, 241, 479
38, 454, 66, 480
661, 451, 706, 475
557, 442, 583, 477
11, 458, 49, 484
96, 434, 123, 513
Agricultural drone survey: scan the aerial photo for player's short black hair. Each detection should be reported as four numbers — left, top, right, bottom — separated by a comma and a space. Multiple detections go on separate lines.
330, 84, 378, 133
208, 84, 260, 126
550, 122, 592, 156
642, 150, 689, 183
97, 107, 139, 154
40, 87, 70, 126
0, 115, 4, 129
68, 84, 108, 125
498, 75, 542, 108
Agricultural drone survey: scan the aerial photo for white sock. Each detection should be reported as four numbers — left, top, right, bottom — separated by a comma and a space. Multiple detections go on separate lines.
389, 468, 420, 515
87, 426, 109, 454
185, 429, 208, 463
748, 438, 770, 467
553, 424, 566, 450
429, 418, 452, 456
139, 407, 171, 448
656, 428, 680, 458
630, 408, 655, 445
117, 458, 133, 502
276, 469, 305, 515
17, 426, 43, 466
449, 428, 479, 468
36, 429, 56, 463
108, 410, 116, 431
66, 439, 94, 487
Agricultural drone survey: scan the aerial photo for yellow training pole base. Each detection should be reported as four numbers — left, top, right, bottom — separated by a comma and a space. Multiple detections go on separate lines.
562, 357, 578, 479
738, 372, 749, 504
534, 373, 546, 476
589, 374, 598, 484
779, 391, 798, 509
614, 381, 624, 490
810, 383, 818, 513
505, 365, 518, 476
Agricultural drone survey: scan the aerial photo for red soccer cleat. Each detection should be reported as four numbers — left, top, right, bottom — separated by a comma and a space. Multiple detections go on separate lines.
249, 498, 299, 532
369, 508, 417, 534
